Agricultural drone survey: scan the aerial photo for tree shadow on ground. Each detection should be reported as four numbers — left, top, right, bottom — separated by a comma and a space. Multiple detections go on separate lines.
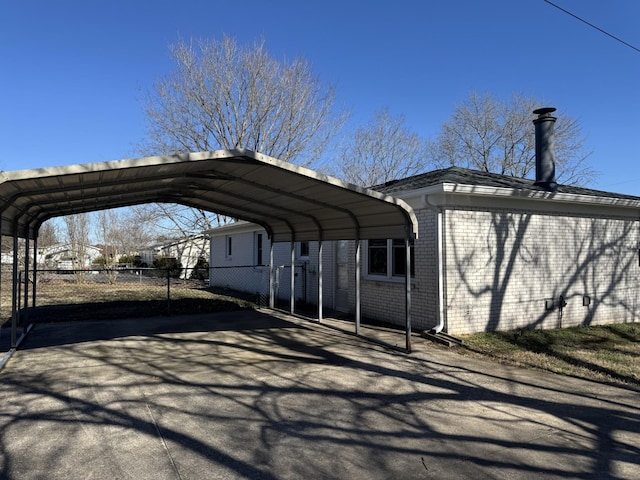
1, 311, 639, 479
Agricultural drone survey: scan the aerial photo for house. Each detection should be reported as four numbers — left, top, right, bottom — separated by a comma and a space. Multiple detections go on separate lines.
1, 243, 102, 270
139, 235, 210, 277
208, 222, 314, 305
208, 110, 640, 334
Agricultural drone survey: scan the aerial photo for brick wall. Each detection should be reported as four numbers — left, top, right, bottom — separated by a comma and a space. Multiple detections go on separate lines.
443, 207, 640, 334
356, 209, 440, 331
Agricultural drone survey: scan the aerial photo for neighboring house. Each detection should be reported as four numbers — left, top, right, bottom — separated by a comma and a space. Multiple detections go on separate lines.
41, 243, 103, 270
209, 110, 639, 335
140, 235, 210, 277
137, 244, 161, 267
208, 222, 317, 305
1, 243, 104, 270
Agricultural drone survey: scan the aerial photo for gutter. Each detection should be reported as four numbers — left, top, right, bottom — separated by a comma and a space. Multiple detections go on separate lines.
425, 183, 640, 211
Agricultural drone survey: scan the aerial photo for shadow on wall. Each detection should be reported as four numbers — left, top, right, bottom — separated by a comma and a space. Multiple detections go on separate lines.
447, 210, 638, 333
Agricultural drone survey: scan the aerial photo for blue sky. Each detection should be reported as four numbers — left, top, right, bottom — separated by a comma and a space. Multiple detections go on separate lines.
1, 0, 639, 195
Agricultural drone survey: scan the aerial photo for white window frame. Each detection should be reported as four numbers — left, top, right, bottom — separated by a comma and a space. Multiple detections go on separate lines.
364, 239, 414, 282
298, 241, 310, 259
255, 232, 264, 265
225, 235, 233, 259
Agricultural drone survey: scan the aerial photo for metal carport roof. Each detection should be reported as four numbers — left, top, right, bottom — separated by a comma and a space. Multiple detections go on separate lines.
0, 149, 419, 357
0, 149, 418, 242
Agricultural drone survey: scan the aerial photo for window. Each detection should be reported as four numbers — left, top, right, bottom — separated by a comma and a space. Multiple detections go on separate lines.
256, 233, 263, 265
367, 239, 414, 279
368, 239, 388, 275
225, 236, 232, 258
299, 241, 310, 258
392, 239, 415, 276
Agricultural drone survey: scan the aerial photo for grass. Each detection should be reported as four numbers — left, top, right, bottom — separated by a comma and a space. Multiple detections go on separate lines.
1, 277, 257, 325
456, 323, 640, 389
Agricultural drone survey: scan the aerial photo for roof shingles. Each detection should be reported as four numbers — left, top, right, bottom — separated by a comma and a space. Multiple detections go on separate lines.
372, 166, 640, 201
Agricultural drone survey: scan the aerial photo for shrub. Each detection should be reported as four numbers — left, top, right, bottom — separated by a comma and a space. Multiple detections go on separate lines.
152, 256, 182, 278
190, 256, 210, 281
118, 254, 137, 265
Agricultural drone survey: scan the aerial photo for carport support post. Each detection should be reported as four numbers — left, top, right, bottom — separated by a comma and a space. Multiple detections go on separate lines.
405, 236, 412, 353
290, 240, 295, 314
32, 236, 38, 309
269, 242, 275, 309
0, 226, 2, 323
166, 268, 171, 314
317, 239, 323, 322
355, 235, 361, 335
10, 231, 18, 348
23, 234, 29, 330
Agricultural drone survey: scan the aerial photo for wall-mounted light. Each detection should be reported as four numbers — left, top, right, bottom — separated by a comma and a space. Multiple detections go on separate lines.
583, 295, 591, 307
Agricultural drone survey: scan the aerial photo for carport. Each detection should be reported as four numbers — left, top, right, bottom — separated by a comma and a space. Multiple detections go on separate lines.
0, 149, 418, 357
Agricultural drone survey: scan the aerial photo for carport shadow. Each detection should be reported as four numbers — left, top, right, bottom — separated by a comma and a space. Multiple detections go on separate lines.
1, 310, 639, 479
18, 310, 302, 350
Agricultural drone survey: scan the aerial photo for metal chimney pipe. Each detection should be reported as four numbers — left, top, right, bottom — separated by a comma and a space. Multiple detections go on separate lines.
533, 107, 558, 192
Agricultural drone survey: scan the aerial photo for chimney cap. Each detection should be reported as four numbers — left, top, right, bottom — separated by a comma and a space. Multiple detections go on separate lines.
533, 107, 557, 116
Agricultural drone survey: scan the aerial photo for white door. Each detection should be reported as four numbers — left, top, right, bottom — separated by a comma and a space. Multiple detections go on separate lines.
334, 240, 350, 312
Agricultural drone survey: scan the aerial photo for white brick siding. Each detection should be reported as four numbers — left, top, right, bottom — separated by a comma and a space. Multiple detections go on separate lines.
352, 209, 440, 331
443, 207, 640, 334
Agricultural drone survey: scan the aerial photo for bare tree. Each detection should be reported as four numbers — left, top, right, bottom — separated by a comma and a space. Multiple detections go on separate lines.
63, 213, 90, 280
117, 208, 157, 254
132, 203, 222, 238
38, 220, 59, 247
139, 35, 346, 233
95, 210, 118, 283
429, 92, 596, 185
332, 109, 431, 187
95, 209, 155, 258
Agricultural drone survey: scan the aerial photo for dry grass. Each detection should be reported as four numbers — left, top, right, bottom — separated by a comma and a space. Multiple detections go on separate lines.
456, 323, 640, 389
1, 276, 255, 325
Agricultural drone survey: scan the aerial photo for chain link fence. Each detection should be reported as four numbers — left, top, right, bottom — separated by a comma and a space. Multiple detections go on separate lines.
0, 266, 257, 353
1, 263, 320, 356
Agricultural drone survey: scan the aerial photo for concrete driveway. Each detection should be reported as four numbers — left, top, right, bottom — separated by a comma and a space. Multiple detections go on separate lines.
0, 309, 638, 479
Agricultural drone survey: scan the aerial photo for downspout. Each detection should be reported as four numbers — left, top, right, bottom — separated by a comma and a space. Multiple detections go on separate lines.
433, 207, 446, 334
425, 193, 446, 334
404, 231, 412, 353
433, 208, 445, 333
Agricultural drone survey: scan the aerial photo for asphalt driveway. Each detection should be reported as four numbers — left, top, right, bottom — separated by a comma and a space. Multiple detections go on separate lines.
0, 309, 638, 479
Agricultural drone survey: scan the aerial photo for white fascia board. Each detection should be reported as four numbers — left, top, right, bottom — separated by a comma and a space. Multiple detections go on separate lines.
205, 220, 265, 237
392, 183, 640, 216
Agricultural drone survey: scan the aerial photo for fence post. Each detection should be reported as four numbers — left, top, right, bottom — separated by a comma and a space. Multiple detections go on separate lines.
166, 268, 171, 315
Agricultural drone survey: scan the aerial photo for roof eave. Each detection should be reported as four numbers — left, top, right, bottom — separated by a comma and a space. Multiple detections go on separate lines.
393, 182, 640, 211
